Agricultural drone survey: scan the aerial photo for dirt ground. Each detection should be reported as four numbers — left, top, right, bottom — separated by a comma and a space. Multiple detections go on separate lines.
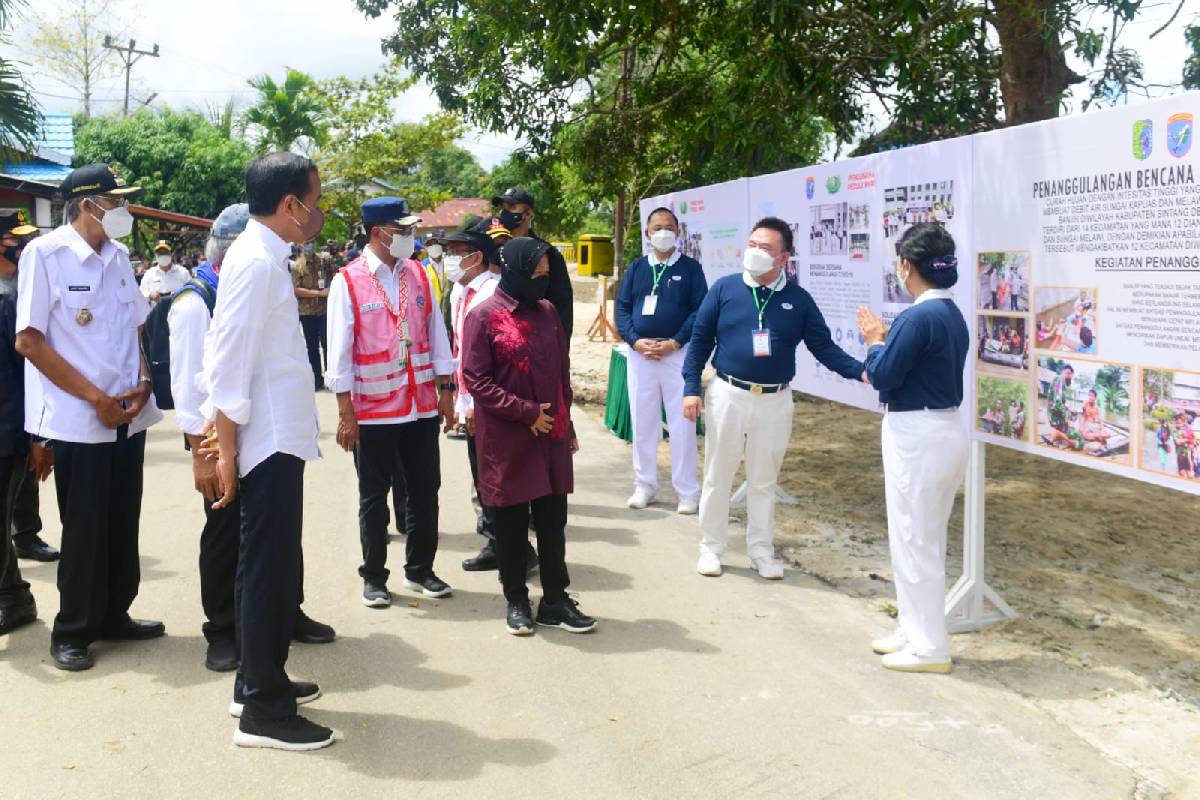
569, 296, 1200, 796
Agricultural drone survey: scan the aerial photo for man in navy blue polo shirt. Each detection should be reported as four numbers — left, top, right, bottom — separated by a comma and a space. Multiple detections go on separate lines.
682, 217, 865, 580
615, 207, 707, 514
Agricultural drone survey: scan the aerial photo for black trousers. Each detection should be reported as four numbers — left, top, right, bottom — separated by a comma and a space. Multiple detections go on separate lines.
51, 429, 145, 647
0, 455, 32, 609
355, 418, 440, 584
465, 432, 497, 542
493, 494, 569, 605
234, 453, 304, 720
299, 314, 327, 390
10, 455, 42, 546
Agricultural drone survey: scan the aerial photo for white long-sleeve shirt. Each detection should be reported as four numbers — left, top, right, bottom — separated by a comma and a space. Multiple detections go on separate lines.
198, 219, 319, 477
167, 290, 210, 436
325, 247, 454, 425
451, 269, 500, 420
140, 264, 191, 300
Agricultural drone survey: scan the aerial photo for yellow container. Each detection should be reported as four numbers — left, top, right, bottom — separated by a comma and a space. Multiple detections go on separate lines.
552, 240, 576, 263
576, 233, 614, 276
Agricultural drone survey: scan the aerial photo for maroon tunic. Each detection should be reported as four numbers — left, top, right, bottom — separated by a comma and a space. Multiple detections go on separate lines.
462, 286, 574, 507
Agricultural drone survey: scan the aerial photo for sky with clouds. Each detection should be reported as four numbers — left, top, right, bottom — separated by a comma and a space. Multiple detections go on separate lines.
3, 0, 1195, 171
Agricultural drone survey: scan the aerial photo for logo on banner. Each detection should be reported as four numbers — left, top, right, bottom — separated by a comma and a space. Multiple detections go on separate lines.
805, 176, 815, 200
1132, 119, 1153, 160
679, 200, 688, 215
825, 175, 842, 194
1167, 113, 1192, 159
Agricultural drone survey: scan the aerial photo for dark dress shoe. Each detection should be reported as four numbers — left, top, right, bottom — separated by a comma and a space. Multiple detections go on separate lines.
462, 542, 499, 571
51, 642, 94, 671
0, 600, 38, 635
292, 611, 335, 644
14, 535, 59, 562
205, 639, 239, 672
100, 618, 166, 640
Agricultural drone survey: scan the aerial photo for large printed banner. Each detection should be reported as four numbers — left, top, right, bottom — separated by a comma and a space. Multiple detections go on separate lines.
638, 93, 1200, 496
972, 96, 1200, 495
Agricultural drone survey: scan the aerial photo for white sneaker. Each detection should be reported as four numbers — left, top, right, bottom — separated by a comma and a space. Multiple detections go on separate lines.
676, 498, 699, 515
871, 627, 908, 655
696, 552, 722, 577
627, 488, 656, 509
881, 648, 952, 674
868, 628, 902, 652
750, 557, 784, 580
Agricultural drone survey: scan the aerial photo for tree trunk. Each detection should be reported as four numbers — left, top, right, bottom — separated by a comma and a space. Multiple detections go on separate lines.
992, 0, 1083, 125
613, 186, 626, 284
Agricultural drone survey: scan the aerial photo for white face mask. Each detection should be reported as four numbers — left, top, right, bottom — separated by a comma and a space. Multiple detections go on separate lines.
743, 247, 776, 277
156, 254, 172, 268
443, 254, 467, 283
89, 201, 134, 240
386, 232, 415, 261
427, 244, 444, 260
649, 229, 677, 253
895, 259, 909, 286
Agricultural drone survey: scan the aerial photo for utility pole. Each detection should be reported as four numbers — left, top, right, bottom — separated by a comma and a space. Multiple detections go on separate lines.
102, 36, 160, 117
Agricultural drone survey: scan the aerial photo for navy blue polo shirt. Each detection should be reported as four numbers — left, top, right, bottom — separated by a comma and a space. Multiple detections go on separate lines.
683, 273, 864, 396
615, 252, 707, 346
863, 294, 969, 409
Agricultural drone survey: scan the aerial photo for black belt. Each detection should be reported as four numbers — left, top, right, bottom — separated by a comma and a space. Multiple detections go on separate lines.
716, 372, 786, 395
885, 404, 959, 413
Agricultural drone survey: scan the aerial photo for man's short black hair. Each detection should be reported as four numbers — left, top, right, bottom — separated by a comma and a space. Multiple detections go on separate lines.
646, 206, 679, 228
245, 152, 317, 216
751, 216, 793, 254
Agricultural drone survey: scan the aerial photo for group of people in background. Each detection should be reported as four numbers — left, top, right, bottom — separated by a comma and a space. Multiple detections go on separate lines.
982, 262, 1026, 311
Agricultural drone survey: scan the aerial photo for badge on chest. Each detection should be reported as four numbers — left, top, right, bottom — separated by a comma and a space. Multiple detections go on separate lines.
752, 328, 771, 357
641, 295, 658, 316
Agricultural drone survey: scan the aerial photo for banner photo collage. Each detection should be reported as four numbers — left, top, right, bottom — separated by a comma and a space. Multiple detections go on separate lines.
641, 92, 1200, 496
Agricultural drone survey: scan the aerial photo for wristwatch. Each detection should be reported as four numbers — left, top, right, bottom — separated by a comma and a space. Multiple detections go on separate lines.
438, 382, 457, 392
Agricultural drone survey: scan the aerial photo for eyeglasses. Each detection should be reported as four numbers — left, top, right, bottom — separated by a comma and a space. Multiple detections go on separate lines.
87, 196, 129, 210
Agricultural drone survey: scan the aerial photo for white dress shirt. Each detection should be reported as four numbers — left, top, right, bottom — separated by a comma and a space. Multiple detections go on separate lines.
198, 219, 319, 477
326, 247, 455, 425
451, 269, 500, 420
16, 223, 162, 444
140, 264, 192, 299
167, 290, 211, 436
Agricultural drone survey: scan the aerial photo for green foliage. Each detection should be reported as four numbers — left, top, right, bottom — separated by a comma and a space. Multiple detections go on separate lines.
417, 146, 486, 197
0, 0, 40, 157
1093, 364, 1130, 416
480, 149, 611, 242
1185, 24, 1200, 89
241, 68, 326, 154
74, 109, 254, 219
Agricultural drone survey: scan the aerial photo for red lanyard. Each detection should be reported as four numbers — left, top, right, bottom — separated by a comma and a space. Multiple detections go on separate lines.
369, 262, 411, 341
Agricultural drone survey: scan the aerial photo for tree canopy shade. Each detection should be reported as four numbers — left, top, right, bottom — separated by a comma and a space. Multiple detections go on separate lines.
74, 109, 254, 220
418, 145, 486, 198
0, 0, 40, 157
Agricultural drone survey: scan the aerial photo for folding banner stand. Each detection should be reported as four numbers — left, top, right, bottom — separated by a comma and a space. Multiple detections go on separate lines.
944, 441, 1017, 633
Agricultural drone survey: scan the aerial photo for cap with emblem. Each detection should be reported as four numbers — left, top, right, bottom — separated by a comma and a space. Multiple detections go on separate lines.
484, 219, 512, 241
57, 163, 144, 201
0, 210, 37, 237
153, 240, 172, 254
490, 186, 535, 208
360, 196, 421, 228
212, 203, 251, 240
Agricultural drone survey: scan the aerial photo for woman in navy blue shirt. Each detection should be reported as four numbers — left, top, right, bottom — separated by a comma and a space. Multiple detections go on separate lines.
856, 223, 969, 675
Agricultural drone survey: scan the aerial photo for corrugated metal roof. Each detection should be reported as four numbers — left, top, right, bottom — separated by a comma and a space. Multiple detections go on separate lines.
415, 198, 491, 229
37, 114, 75, 156
1, 162, 71, 182
3, 114, 76, 181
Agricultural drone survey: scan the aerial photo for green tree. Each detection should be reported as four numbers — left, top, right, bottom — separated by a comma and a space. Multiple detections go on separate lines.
1185, 22, 1200, 89
0, 0, 41, 156
1093, 364, 1130, 416
417, 145, 485, 197
23, 0, 130, 119
480, 149, 609, 242
241, 68, 326, 154
74, 108, 254, 219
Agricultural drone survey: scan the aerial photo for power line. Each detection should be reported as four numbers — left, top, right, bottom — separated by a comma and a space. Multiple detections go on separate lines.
102, 36, 161, 116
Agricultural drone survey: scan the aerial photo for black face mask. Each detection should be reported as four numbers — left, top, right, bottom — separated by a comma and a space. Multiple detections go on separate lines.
498, 208, 525, 231
523, 275, 549, 303
3, 245, 20, 265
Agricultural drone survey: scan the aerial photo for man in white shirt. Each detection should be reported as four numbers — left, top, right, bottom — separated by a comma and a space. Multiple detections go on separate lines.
169, 204, 334, 674
327, 196, 456, 609
14, 163, 164, 672
141, 240, 191, 305
202, 152, 332, 751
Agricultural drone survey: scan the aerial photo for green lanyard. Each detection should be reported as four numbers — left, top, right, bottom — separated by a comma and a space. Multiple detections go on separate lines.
649, 262, 670, 295
750, 282, 778, 329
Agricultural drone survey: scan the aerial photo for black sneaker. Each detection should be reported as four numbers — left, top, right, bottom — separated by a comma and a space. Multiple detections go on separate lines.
233, 714, 334, 751
292, 611, 335, 644
229, 681, 321, 718
506, 601, 535, 636
205, 639, 238, 672
402, 573, 452, 598
536, 596, 597, 633
0, 599, 37, 635
462, 542, 498, 571
14, 535, 59, 562
362, 581, 391, 608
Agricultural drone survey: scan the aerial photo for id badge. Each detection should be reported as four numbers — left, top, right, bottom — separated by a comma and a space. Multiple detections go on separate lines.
318, 277, 326, 290
752, 328, 772, 357
642, 295, 658, 316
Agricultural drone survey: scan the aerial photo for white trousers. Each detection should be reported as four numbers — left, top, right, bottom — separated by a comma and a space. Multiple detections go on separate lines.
698, 377, 793, 560
881, 410, 968, 659
627, 346, 700, 501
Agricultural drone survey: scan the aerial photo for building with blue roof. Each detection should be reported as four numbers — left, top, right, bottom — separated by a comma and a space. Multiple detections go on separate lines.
1, 113, 75, 232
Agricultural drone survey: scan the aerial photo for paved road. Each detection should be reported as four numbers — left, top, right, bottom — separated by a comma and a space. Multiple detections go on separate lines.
0, 394, 1136, 798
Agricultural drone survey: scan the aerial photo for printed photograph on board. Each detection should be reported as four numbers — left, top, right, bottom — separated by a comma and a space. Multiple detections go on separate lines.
881, 181, 955, 305
1141, 368, 1200, 482
976, 375, 1030, 441
786, 221, 802, 285
809, 203, 848, 257
977, 251, 1030, 311
976, 314, 1030, 377
1036, 357, 1131, 463
1034, 286, 1098, 354
679, 221, 702, 261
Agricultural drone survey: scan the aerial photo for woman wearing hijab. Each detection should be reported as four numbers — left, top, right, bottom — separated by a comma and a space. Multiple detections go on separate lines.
856, 223, 969, 674
461, 237, 595, 636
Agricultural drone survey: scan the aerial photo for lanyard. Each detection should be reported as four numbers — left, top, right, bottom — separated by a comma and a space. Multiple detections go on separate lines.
750, 282, 778, 329
369, 263, 411, 342
649, 261, 669, 295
